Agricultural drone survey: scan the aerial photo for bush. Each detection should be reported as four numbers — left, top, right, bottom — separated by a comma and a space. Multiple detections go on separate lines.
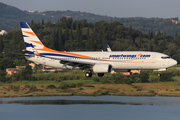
93, 78, 100, 82
172, 76, 180, 82
29, 85, 38, 92
111, 73, 126, 84
160, 72, 173, 82
100, 79, 111, 84
8, 85, 20, 91
83, 85, 95, 87
149, 74, 160, 83
19, 65, 33, 80
24, 84, 31, 88
59, 82, 76, 89
76, 83, 84, 87
175, 89, 179, 91
46, 85, 56, 89
139, 71, 149, 83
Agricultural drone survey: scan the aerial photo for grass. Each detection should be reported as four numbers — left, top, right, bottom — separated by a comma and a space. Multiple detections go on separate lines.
0, 82, 180, 98
62, 80, 95, 84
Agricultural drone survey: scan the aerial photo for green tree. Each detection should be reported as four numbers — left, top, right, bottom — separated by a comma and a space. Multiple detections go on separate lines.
112, 73, 126, 84
20, 65, 32, 80
51, 29, 59, 50
58, 28, 63, 50
0, 36, 4, 53
139, 71, 149, 83
0, 58, 15, 70
138, 36, 143, 48
42, 19, 44, 25
76, 29, 83, 49
0, 69, 7, 82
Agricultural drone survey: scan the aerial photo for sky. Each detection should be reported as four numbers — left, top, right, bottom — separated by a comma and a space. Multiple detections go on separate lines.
1, 0, 180, 18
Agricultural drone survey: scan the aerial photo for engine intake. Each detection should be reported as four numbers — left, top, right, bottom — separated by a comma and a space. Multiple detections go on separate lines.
93, 63, 112, 73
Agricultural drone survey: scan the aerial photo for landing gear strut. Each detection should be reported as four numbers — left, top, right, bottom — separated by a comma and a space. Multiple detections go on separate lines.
85, 71, 92, 77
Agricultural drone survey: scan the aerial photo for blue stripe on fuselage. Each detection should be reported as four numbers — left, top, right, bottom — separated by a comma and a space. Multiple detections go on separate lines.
40, 53, 80, 58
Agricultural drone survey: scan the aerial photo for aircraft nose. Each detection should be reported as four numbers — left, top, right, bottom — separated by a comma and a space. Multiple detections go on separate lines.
171, 59, 178, 66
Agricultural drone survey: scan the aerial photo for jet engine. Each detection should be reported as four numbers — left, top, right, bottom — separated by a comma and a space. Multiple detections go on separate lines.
93, 63, 112, 73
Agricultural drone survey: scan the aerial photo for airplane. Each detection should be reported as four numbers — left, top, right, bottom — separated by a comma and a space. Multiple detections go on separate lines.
106, 44, 112, 52
11, 22, 178, 77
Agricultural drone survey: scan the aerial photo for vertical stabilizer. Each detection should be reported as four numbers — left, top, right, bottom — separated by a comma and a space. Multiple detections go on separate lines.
20, 22, 44, 55
106, 44, 112, 52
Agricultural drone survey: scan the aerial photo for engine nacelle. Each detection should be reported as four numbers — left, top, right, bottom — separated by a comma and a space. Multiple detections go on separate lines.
93, 63, 112, 73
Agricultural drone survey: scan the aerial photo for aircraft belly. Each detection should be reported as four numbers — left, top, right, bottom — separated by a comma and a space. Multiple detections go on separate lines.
110, 62, 156, 70
26, 57, 167, 71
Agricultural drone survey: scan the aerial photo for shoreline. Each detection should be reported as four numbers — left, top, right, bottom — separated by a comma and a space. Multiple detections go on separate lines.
0, 82, 180, 98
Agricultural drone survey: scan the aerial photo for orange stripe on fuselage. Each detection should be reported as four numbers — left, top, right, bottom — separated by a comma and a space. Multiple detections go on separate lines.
23, 31, 36, 36
36, 47, 153, 63
36, 46, 92, 59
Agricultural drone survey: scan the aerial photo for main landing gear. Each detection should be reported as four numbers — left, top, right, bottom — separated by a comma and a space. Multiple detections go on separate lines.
85, 71, 92, 77
85, 71, 104, 77
97, 73, 104, 77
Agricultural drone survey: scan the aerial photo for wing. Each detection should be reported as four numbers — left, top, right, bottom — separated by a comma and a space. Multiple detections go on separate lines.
43, 56, 95, 70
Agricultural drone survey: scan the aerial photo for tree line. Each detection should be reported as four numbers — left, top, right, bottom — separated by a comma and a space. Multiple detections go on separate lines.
0, 16, 180, 83
1, 17, 180, 63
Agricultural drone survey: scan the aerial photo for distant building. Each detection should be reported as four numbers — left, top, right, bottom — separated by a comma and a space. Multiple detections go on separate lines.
111, 69, 140, 76
42, 65, 66, 73
64, 15, 71, 18
121, 72, 132, 76
131, 70, 141, 74
28, 11, 34, 13
16, 66, 26, 69
172, 19, 180, 24
6, 68, 21, 75
0, 30, 7, 35
29, 63, 36, 69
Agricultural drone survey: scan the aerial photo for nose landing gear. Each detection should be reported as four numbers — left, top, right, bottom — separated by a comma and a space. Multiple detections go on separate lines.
158, 72, 161, 77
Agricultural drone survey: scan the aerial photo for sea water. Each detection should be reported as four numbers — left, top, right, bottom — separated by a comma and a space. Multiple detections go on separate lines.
0, 96, 180, 120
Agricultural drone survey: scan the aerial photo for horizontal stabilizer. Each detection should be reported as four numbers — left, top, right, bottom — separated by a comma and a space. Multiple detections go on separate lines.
2, 52, 35, 57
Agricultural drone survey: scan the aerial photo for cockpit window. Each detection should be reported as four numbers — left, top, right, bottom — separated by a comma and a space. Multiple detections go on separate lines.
161, 56, 170, 59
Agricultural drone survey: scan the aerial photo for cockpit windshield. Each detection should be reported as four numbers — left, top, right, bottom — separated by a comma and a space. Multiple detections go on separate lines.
161, 56, 170, 59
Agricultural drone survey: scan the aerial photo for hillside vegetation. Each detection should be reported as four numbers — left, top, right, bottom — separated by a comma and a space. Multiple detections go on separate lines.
1, 2, 180, 37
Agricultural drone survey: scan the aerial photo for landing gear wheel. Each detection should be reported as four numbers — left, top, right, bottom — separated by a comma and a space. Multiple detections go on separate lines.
158, 73, 161, 77
85, 72, 92, 77
97, 73, 104, 77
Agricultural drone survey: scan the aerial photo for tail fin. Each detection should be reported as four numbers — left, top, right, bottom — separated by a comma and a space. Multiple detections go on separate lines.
20, 22, 44, 55
106, 44, 112, 52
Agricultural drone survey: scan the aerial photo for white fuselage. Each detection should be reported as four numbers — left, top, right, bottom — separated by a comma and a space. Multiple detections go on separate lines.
25, 51, 177, 71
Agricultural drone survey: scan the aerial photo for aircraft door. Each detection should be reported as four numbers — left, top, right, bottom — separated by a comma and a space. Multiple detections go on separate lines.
42, 57, 46, 65
151, 54, 156, 63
